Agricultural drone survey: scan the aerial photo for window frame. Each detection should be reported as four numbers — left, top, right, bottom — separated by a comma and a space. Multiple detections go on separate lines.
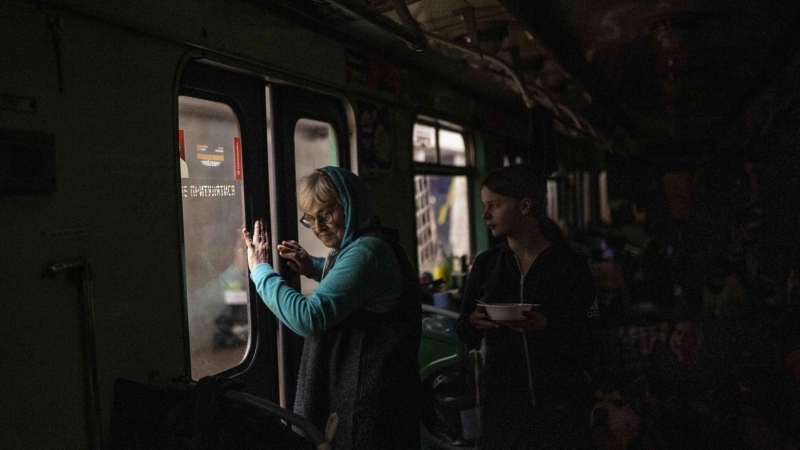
177, 93, 252, 380
177, 62, 276, 399
411, 116, 476, 273
413, 116, 474, 173
267, 83, 354, 411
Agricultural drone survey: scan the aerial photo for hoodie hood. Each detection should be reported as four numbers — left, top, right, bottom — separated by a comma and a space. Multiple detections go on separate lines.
318, 166, 379, 249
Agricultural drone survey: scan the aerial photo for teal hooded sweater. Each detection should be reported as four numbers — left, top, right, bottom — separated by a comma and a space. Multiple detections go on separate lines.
251, 166, 421, 449
250, 166, 402, 336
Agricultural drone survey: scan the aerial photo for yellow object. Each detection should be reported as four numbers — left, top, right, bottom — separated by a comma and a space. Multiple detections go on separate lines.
433, 255, 453, 286
437, 180, 456, 225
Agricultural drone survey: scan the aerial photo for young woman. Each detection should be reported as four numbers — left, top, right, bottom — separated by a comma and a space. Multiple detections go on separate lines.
456, 164, 599, 449
243, 167, 421, 450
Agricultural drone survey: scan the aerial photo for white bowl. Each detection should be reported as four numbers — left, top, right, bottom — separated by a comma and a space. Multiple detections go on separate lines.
483, 303, 532, 321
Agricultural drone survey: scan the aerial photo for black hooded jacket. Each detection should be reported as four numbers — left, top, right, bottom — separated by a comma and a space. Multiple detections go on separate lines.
456, 241, 599, 406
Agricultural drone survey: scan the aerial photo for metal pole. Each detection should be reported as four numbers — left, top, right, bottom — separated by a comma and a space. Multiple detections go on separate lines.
48, 259, 102, 450
471, 348, 483, 450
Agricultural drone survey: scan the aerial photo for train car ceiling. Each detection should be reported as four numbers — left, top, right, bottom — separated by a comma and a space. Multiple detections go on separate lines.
264, 0, 800, 163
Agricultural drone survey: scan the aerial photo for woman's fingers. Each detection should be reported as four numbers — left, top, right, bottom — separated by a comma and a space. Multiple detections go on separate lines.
253, 220, 261, 244
279, 240, 304, 253
251, 220, 268, 245
470, 309, 499, 329
244, 220, 270, 250
474, 319, 499, 330
278, 241, 308, 261
277, 247, 299, 259
277, 243, 295, 253
499, 311, 547, 333
243, 220, 272, 270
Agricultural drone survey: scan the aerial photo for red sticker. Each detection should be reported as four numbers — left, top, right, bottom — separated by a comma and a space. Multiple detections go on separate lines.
178, 130, 185, 161
234, 137, 242, 180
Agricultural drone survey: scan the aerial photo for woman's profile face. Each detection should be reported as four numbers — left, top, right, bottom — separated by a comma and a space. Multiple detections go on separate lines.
480, 186, 523, 237
302, 202, 345, 249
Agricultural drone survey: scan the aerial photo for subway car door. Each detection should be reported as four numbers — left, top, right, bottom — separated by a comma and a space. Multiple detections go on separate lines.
269, 84, 352, 409
177, 61, 278, 401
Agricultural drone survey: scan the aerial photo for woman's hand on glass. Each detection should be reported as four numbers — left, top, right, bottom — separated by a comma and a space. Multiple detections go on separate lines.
469, 298, 499, 330
277, 240, 314, 276
242, 219, 270, 271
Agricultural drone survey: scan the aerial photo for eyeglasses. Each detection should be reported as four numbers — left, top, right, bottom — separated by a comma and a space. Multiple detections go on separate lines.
299, 207, 338, 229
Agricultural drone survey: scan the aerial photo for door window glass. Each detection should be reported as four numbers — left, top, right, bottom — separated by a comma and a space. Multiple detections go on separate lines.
413, 123, 437, 163
415, 174, 471, 275
412, 119, 473, 279
438, 129, 467, 167
178, 95, 250, 380
294, 118, 338, 295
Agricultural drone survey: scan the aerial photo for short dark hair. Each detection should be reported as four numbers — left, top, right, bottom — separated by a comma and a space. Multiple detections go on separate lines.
482, 164, 547, 218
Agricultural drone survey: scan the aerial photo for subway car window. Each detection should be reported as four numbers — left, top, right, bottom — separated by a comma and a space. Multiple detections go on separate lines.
415, 174, 471, 274
438, 129, 467, 167
412, 123, 436, 163
293, 119, 339, 295
413, 120, 473, 277
178, 95, 250, 380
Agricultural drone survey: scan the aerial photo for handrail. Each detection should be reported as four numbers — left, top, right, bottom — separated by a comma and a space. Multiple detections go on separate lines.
227, 391, 329, 448
425, 31, 537, 110
422, 303, 461, 320
47, 258, 102, 450
423, 30, 606, 145
148, 378, 329, 448
327, 0, 427, 50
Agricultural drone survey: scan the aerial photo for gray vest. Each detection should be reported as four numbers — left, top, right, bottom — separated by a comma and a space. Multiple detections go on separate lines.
293, 227, 422, 450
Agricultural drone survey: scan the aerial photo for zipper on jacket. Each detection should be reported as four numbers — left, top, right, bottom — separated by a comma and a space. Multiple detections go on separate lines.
513, 254, 525, 302
514, 253, 536, 408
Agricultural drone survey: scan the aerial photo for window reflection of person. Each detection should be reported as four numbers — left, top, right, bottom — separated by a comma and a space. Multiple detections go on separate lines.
243, 167, 421, 450
183, 199, 247, 355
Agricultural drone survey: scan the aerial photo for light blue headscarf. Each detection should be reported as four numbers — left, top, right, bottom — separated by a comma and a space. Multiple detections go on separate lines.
316, 166, 379, 249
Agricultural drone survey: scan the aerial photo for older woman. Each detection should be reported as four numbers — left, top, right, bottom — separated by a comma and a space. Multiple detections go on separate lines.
242, 166, 421, 450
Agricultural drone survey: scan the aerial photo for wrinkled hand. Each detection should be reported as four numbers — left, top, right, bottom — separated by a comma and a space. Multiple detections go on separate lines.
469, 299, 499, 330
277, 240, 314, 276
242, 219, 270, 271
499, 310, 548, 333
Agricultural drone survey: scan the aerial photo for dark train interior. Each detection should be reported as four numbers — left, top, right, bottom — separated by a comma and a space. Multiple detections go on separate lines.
2, 0, 799, 448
